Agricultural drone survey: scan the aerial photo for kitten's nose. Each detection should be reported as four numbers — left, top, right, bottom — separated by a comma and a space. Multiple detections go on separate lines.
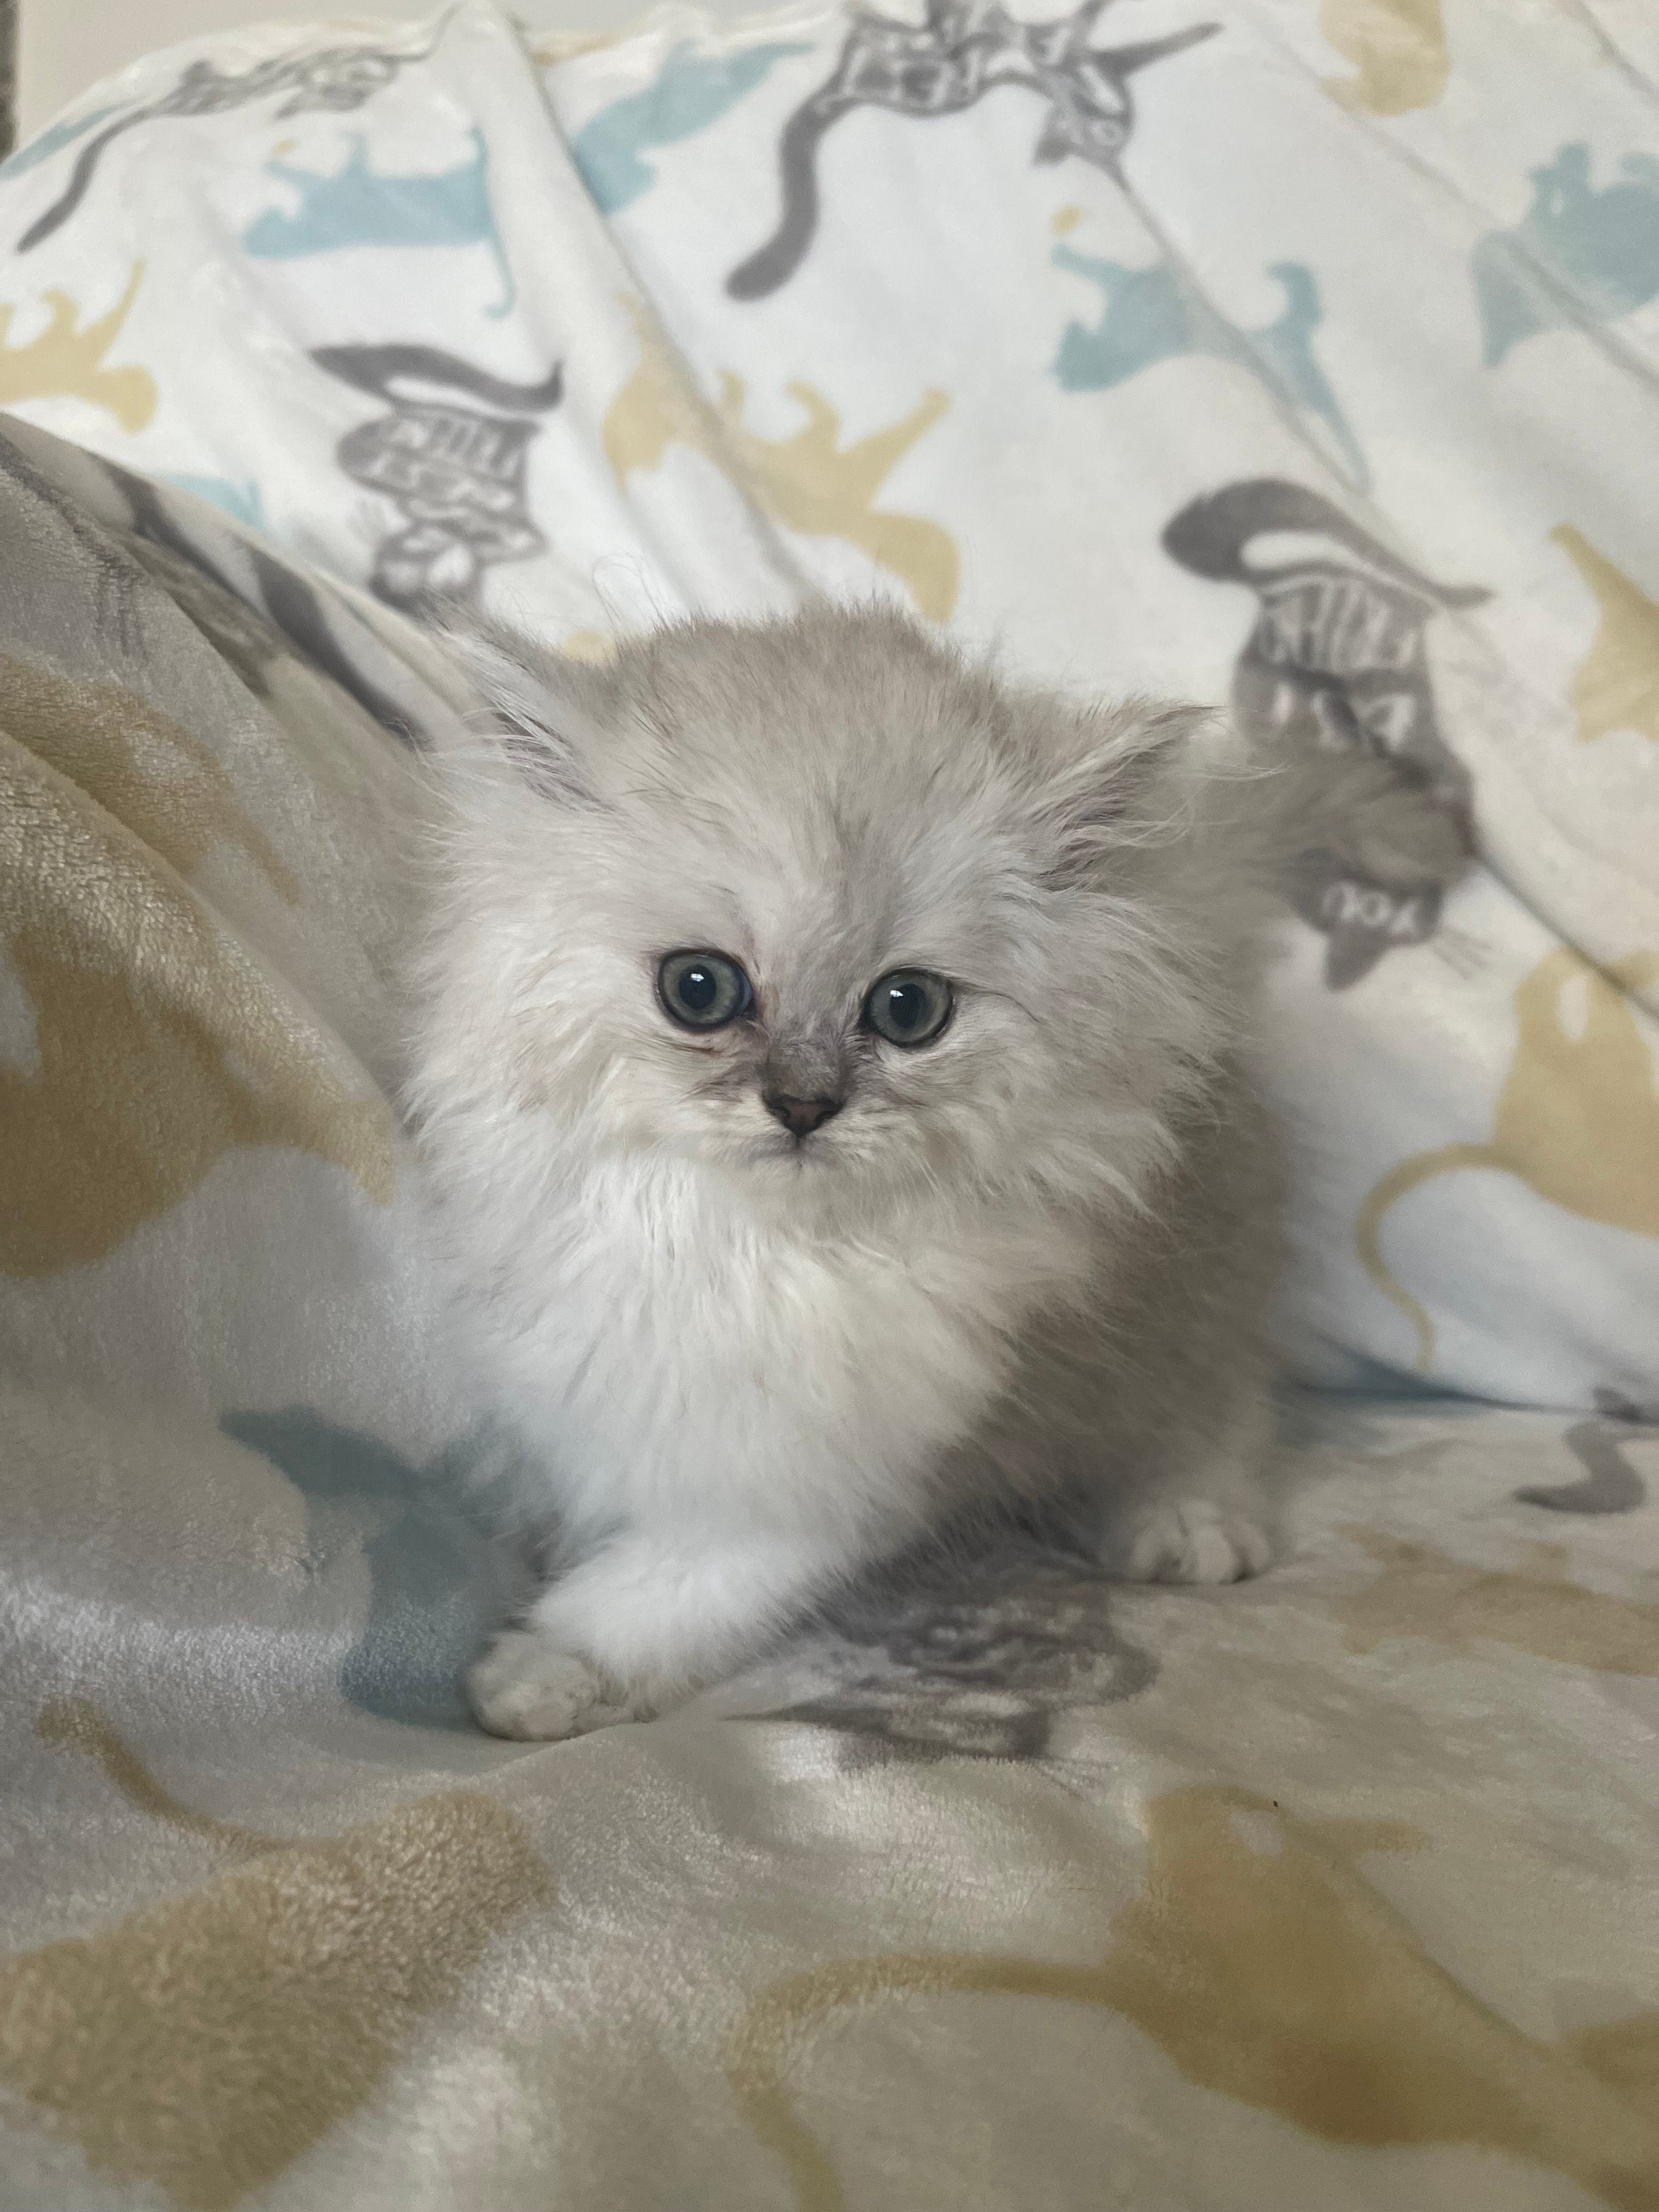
764, 1092, 843, 1138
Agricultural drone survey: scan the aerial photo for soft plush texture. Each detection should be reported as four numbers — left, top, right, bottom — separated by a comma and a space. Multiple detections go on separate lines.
1, 368, 1657, 2212
1, 0, 1657, 2203
1, 0, 1657, 1401
411, 605, 1301, 1736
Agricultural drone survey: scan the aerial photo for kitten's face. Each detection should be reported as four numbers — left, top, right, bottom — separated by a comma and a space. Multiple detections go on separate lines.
427, 610, 1217, 1220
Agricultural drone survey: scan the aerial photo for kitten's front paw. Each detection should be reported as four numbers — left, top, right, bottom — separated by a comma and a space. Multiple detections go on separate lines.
1099, 1499, 1273, 1586
467, 1630, 642, 1741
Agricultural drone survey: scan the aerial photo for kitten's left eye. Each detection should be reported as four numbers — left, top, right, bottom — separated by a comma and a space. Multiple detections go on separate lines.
864, 969, 953, 1047
658, 950, 753, 1030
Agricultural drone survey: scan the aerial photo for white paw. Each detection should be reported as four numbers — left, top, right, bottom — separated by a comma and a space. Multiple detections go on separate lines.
1103, 1500, 1274, 1586
466, 1630, 638, 1741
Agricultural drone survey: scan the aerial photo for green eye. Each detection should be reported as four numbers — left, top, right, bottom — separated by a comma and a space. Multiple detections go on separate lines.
864, 969, 953, 1047
658, 950, 753, 1029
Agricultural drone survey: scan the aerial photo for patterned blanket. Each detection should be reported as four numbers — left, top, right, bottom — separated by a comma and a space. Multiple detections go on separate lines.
3, 0, 1658, 1403
1, 3, 1658, 2205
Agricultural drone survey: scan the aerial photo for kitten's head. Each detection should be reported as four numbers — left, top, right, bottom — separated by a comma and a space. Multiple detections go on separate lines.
415, 607, 1238, 1223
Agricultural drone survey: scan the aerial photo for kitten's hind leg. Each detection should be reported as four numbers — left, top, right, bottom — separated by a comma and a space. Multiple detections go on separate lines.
1091, 1383, 1278, 1587
466, 1523, 840, 1741
1083, 1047, 1284, 1588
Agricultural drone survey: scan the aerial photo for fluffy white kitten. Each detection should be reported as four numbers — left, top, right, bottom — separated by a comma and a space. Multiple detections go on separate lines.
408, 605, 1465, 1739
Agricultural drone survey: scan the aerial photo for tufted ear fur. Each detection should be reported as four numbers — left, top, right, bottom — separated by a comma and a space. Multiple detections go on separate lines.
1031, 696, 1217, 886
437, 618, 611, 805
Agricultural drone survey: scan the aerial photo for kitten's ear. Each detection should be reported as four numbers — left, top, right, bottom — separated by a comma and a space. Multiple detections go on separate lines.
439, 619, 607, 804
1039, 697, 1214, 882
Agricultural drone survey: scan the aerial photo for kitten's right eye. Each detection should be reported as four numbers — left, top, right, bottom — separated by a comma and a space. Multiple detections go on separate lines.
657, 950, 753, 1030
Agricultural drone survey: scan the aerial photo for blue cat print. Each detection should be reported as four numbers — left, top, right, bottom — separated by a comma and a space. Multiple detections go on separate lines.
1473, 143, 1659, 366
222, 1407, 500, 1726
242, 127, 515, 316
573, 39, 811, 215
1051, 246, 1367, 487
0, 106, 122, 181
160, 476, 267, 532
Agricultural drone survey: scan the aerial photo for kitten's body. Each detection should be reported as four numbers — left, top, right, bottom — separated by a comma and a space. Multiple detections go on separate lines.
409, 605, 1463, 1738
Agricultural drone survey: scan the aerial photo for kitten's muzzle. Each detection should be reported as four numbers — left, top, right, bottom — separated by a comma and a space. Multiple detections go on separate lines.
763, 1092, 843, 1138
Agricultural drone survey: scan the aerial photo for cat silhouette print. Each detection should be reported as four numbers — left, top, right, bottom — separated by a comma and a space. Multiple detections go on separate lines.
727, 0, 1217, 300
242, 130, 515, 317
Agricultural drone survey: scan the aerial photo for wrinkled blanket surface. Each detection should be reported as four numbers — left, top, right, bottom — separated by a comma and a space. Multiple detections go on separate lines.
2, 0, 1657, 1398
2, 3, 1659, 2207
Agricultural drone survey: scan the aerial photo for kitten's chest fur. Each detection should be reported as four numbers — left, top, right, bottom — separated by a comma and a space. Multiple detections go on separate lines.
453, 1148, 1091, 1547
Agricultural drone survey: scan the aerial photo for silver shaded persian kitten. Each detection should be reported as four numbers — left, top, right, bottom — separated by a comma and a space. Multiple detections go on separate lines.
408, 605, 1466, 1740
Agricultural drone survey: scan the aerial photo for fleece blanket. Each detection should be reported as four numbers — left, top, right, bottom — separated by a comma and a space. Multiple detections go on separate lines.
1, 424, 1658, 2212
1, 0, 1657, 1402
0, 3, 1656, 2206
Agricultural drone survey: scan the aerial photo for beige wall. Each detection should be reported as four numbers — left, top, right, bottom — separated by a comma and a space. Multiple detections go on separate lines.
19, 1, 746, 136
